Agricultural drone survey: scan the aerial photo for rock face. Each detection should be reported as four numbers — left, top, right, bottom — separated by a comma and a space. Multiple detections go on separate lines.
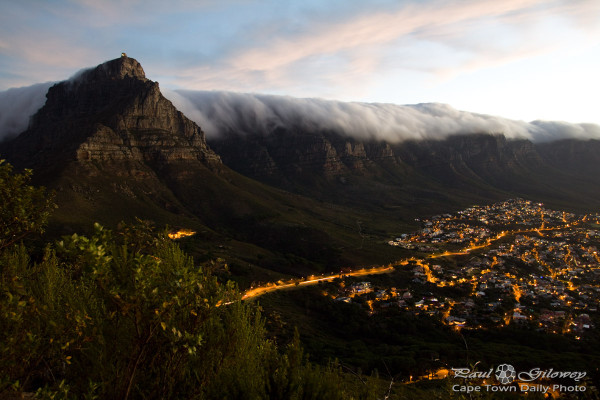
3, 56, 221, 171
209, 128, 400, 186
209, 129, 541, 187
208, 125, 600, 213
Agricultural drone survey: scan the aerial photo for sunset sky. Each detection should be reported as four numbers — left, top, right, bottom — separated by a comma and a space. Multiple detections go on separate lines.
1, 0, 599, 124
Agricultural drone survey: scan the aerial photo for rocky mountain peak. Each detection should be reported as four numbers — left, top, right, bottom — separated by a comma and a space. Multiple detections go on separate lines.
76, 55, 147, 82
1, 56, 221, 171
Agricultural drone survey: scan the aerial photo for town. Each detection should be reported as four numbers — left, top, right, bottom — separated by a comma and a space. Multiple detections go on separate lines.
323, 199, 599, 338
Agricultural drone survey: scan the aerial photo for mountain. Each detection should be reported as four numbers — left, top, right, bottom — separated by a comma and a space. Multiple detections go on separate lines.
1, 56, 227, 232
2, 56, 600, 282
3, 57, 220, 171
163, 90, 600, 214
0, 56, 403, 281
206, 113, 600, 215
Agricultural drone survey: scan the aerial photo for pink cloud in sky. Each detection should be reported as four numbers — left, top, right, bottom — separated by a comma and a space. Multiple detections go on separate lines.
161, 0, 599, 100
1, 0, 599, 123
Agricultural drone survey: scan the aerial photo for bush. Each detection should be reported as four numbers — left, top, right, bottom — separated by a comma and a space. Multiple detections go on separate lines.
0, 222, 385, 399
0, 161, 382, 399
0, 159, 55, 251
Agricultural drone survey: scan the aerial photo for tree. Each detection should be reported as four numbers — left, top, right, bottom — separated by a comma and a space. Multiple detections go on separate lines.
0, 160, 55, 251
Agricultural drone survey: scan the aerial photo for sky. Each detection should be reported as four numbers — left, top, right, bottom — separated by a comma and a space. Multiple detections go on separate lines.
1, 0, 600, 125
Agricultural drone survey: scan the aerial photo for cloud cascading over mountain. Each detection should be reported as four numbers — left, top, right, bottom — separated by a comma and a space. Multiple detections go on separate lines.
0, 82, 54, 142
1, 82, 600, 144
164, 90, 600, 143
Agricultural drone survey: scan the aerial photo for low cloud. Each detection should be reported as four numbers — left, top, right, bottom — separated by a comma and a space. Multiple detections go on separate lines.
165, 90, 600, 143
2, 84, 598, 145
0, 82, 53, 142
0, 67, 115, 142
529, 120, 600, 142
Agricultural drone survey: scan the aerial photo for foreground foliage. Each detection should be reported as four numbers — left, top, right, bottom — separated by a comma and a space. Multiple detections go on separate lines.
0, 160, 55, 252
0, 222, 380, 399
0, 162, 382, 399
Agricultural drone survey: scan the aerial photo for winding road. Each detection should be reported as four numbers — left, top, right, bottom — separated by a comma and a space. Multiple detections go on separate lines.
239, 222, 579, 301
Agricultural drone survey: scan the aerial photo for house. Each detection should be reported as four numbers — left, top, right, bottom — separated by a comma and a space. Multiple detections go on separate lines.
349, 282, 373, 294
513, 312, 528, 323
335, 297, 352, 303
375, 290, 388, 300
447, 316, 466, 326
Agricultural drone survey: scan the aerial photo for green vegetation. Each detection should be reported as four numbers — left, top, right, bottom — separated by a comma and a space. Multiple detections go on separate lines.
4, 160, 598, 399
1, 161, 384, 399
0, 160, 55, 251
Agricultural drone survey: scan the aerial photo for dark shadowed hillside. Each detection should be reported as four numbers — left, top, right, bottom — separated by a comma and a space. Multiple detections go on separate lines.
209, 127, 600, 215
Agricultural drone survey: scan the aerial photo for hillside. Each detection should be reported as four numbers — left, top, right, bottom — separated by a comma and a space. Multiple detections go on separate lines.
2, 56, 600, 282
209, 127, 600, 215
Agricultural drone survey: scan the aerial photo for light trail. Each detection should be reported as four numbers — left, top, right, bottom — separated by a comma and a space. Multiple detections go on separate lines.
513, 283, 522, 302
428, 223, 578, 259
239, 221, 583, 302
168, 229, 196, 239
241, 265, 396, 300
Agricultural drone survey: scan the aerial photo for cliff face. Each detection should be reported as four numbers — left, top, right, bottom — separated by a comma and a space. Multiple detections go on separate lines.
209, 129, 542, 186
208, 126, 600, 214
209, 128, 400, 185
4, 56, 220, 172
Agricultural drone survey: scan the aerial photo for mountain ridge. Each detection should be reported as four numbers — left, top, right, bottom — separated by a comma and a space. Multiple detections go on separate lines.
1, 56, 600, 280
0, 56, 405, 280
208, 125, 600, 215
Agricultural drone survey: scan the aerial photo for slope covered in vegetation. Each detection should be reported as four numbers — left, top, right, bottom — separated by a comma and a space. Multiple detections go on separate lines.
0, 160, 382, 399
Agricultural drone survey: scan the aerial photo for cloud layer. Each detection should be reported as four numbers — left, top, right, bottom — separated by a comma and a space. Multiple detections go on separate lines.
1, 0, 599, 125
0, 82, 53, 142
164, 90, 600, 143
2, 83, 599, 144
